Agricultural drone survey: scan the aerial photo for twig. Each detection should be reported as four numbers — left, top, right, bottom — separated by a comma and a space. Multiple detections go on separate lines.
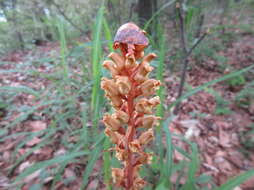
51, 0, 85, 34
173, 1, 208, 115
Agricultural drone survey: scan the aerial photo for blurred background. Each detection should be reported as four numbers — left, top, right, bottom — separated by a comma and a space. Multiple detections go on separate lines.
0, 0, 254, 190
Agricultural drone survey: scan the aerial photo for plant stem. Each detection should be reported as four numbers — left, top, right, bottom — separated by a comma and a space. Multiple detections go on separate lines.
173, 1, 188, 115
125, 73, 136, 189
173, 1, 208, 115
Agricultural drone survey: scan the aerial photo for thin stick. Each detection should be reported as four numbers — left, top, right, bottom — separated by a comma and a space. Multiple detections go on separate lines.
173, 1, 208, 114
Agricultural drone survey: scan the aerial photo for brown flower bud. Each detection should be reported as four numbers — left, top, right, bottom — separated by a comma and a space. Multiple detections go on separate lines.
115, 147, 128, 161
125, 56, 137, 69
135, 98, 152, 114
115, 110, 129, 123
105, 128, 122, 144
105, 94, 123, 108
140, 79, 161, 96
136, 115, 161, 129
135, 96, 160, 114
139, 128, 154, 145
135, 152, 153, 165
103, 60, 119, 76
115, 76, 131, 95
112, 168, 124, 186
103, 114, 121, 131
148, 96, 160, 105
133, 177, 146, 190
134, 63, 153, 83
129, 139, 142, 153
108, 52, 125, 71
101, 78, 119, 96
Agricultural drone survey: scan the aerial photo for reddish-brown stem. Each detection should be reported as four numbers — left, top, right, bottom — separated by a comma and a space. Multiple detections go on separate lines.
124, 72, 137, 190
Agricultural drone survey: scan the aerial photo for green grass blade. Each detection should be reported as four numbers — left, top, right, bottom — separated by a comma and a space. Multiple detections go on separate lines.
214, 170, 254, 190
91, 6, 104, 111
103, 138, 112, 190
80, 138, 104, 189
81, 103, 89, 148
103, 18, 114, 52
161, 116, 174, 187
156, 24, 166, 118
57, 21, 69, 80
180, 143, 199, 190
0, 86, 39, 97
13, 151, 89, 183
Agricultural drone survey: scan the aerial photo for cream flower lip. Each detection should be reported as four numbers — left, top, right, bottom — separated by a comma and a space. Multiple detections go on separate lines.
101, 22, 161, 190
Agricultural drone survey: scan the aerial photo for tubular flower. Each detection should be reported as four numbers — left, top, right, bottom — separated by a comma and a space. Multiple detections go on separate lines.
101, 22, 161, 190
135, 115, 161, 129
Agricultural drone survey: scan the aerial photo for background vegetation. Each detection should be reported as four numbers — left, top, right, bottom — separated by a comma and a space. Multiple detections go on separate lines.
0, 0, 254, 189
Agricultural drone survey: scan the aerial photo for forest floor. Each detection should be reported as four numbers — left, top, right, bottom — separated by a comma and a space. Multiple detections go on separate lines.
0, 30, 254, 189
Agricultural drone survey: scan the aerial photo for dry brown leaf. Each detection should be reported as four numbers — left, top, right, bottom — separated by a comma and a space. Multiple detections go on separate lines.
64, 168, 76, 179
227, 151, 244, 168
241, 175, 254, 189
26, 137, 41, 147
219, 128, 231, 148
24, 170, 41, 183
29, 121, 47, 132
86, 179, 99, 189
19, 161, 32, 173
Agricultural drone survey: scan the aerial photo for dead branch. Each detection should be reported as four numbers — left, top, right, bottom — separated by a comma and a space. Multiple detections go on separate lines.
173, 1, 208, 115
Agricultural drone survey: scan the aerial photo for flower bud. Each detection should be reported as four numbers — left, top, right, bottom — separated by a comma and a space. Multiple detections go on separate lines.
135, 96, 160, 114
133, 177, 146, 190
139, 128, 154, 145
125, 56, 137, 69
134, 63, 153, 83
103, 114, 121, 131
136, 115, 161, 129
142, 53, 157, 63
140, 79, 161, 96
103, 60, 119, 76
115, 76, 131, 95
112, 168, 124, 186
135, 98, 153, 114
108, 52, 125, 70
115, 110, 129, 123
115, 147, 128, 161
134, 53, 156, 83
135, 153, 153, 165
101, 78, 119, 96
129, 139, 141, 152
105, 128, 122, 144
148, 96, 160, 105
105, 94, 123, 108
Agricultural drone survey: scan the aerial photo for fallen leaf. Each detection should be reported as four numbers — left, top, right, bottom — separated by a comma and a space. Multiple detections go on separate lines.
30, 121, 47, 132
86, 179, 99, 189
26, 137, 41, 147
19, 161, 32, 173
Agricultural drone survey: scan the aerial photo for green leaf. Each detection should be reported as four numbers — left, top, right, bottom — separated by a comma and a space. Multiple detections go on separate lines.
81, 143, 103, 189
103, 18, 114, 52
0, 86, 39, 97
14, 151, 89, 183
155, 180, 169, 190
214, 170, 254, 190
91, 6, 104, 111
157, 116, 174, 188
